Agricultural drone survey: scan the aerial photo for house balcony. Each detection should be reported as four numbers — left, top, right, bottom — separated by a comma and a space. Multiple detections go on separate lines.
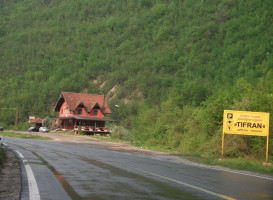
74, 125, 109, 135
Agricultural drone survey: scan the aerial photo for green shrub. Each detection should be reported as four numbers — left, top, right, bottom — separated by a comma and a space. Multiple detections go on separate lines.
109, 125, 133, 141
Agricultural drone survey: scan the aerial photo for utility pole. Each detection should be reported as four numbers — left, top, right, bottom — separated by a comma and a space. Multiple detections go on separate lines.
115, 105, 120, 140
15, 108, 19, 131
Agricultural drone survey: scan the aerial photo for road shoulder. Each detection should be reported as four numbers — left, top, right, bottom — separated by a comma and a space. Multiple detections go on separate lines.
0, 145, 21, 199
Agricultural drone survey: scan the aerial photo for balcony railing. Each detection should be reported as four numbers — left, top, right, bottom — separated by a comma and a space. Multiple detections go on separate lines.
74, 125, 109, 134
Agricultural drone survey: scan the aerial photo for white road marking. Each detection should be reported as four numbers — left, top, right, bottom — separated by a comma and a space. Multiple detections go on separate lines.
137, 153, 273, 181
15, 150, 41, 200
176, 161, 273, 181
125, 164, 237, 200
2, 143, 7, 146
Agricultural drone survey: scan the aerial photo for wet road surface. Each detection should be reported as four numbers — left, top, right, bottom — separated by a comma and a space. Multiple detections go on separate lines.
2, 137, 273, 200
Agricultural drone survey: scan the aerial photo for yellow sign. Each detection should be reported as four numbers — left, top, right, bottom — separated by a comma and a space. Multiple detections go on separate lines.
222, 110, 270, 164
223, 110, 269, 136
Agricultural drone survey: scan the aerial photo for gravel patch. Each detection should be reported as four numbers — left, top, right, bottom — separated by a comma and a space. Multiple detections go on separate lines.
0, 146, 21, 200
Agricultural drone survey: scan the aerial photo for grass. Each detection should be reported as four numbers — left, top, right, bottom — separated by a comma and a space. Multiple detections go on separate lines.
0, 132, 52, 140
92, 135, 120, 142
140, 143, 273, 176
175, 153, 273, 176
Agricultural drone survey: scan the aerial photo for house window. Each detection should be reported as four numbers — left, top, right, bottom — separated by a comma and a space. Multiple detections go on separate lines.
93, 110, 98, 116
78, 109, 82, 114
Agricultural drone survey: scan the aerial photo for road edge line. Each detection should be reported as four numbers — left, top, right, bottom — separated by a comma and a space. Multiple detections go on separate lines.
15, 150, 41, 200
125, 164, 236, 200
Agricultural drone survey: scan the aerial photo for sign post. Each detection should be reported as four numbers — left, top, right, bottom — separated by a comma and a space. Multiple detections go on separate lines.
266, 134, 269, 163
222, 110, 270, 164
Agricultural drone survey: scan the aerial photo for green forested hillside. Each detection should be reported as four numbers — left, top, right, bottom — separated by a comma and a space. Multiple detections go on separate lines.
1, 0, 273, 159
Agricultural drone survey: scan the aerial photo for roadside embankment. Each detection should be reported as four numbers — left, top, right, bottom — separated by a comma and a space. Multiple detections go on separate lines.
0, 144, 6, 166
0, 144, 21, 199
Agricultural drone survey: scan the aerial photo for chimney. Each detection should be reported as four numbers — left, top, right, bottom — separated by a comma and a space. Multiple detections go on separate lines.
102, 91, 105, 113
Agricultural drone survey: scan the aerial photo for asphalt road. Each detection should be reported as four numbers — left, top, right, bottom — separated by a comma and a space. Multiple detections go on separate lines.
1, 136, 273, 200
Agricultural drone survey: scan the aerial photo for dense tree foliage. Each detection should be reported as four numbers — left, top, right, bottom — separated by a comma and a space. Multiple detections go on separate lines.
0, 0, 273, 158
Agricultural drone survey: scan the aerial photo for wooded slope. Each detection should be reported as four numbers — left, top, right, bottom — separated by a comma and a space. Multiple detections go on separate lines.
1, 0, 273, 158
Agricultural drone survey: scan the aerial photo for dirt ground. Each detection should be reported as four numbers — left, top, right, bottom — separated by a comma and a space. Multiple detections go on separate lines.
39, 132, 176, 158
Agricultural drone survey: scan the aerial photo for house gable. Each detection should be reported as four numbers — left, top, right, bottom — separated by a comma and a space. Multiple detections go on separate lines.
54, 92, 111, 118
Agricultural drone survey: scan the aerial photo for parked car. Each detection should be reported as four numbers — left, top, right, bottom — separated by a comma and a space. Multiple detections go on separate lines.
39, 127, 49, 132
28, 126, 39, 132
0, 126, 4, 131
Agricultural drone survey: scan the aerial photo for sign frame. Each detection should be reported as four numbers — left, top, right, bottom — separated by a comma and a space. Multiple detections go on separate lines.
29, 116, 35, 120
221, 110, 270, 163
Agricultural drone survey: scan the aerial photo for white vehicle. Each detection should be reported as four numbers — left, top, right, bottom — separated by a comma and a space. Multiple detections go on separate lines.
39, 127, 49, 132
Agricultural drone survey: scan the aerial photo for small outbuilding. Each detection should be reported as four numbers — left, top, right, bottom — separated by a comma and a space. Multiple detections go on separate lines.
29, 118, 43, 128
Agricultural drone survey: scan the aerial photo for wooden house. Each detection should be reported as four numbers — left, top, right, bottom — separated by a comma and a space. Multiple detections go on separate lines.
54, 92, 113, 134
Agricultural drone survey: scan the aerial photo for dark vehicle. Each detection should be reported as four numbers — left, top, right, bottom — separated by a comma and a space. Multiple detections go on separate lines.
0, 126, 4, 131
28, 126, 39, 132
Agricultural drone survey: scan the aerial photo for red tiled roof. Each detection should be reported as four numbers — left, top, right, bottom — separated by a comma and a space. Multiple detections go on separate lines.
54, 92, 111, 114
29, 118, 43, 124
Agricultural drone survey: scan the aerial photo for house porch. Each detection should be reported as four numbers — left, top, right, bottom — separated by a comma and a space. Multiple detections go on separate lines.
56, 116, 114, 135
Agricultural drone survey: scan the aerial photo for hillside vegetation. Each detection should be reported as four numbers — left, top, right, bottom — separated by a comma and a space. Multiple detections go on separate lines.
1, 0, 273, 160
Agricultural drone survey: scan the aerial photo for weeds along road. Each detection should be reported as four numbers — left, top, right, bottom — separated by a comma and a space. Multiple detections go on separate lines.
1, 135, 273, 200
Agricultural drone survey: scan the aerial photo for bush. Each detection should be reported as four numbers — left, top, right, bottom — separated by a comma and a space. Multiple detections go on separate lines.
42, 117, 53, 129
109, 125, 132, 141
